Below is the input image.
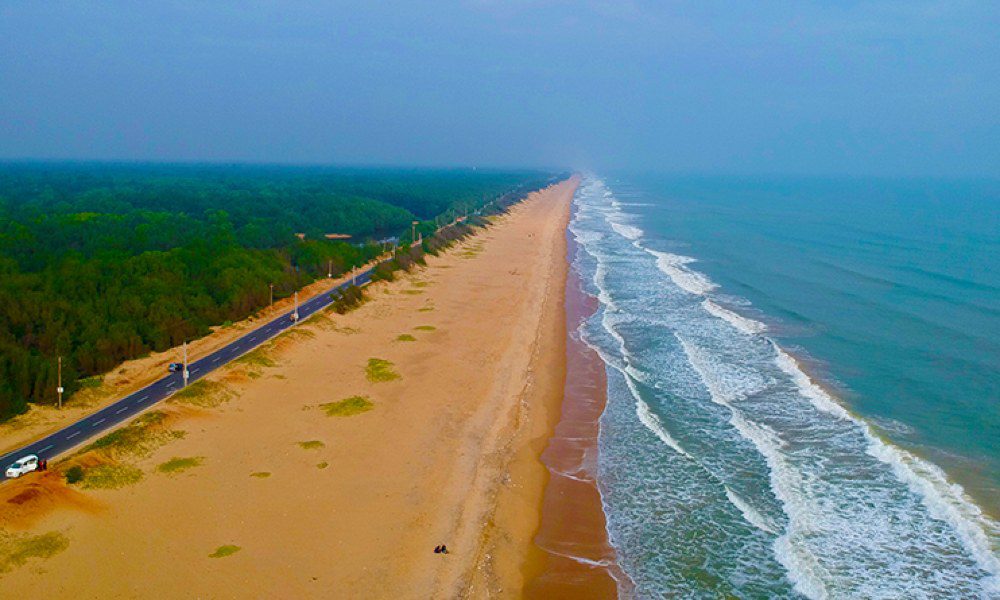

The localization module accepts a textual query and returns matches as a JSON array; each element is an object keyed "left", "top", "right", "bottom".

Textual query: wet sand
[{"left": 524, "top": 238, "right": 627, "bottom": 599}]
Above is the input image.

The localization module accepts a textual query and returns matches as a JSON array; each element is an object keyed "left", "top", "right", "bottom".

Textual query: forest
[{"left": 0, "top": 162, "right": 558, "bottom": 421}]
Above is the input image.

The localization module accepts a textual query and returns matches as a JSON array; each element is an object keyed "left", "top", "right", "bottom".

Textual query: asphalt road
[{"left": 0, "top": 268, "right": 374, "bottom": 480}]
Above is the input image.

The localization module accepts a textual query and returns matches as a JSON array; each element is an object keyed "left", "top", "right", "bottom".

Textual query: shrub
[
  {"left": 331, "top": 284, "right": 366, "bottom": 314},
  {"left": 65, "top": 465, "right": 84, "bottom": 484}
]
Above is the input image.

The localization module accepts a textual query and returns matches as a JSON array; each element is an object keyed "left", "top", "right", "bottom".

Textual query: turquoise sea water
[{"left": 569, "top": 175, "right": 1000, "bottom": 598}]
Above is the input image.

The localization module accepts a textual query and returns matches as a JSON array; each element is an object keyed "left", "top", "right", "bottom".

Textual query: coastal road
[{"left": 0, "top": 268, "right": 375, "bottom": 481}]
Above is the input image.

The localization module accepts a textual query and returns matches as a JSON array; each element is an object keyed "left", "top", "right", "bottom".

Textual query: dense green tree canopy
[{"left": 0, "top": 162, "right": 557, "bottom": 420}]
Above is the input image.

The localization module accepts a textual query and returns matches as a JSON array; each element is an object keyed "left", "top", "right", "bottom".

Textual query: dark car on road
[{"left": 168, "top": 362, "right": 184, "bottom": 373}]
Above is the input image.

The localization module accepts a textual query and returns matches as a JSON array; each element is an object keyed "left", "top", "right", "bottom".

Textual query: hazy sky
[{"left": 1, "top": 1, "right": 997, "bottom": 176}]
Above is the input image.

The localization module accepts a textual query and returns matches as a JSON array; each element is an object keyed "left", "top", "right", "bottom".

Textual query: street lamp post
[
  {"left": 292, "top": 291, "right": 299, "bottom": 323},
  {"left": 57, "top": 356, "right": 63, "bottom": 409},
  {"left": 182, "top": 341, "right": 189, "bottom": 388},
  {"left": 269, "top": 283, "right": 274, "bottom": 308}
]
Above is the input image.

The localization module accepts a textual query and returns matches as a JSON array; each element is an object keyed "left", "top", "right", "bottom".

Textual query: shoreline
[{"left": 523, "top": 232, "right": 626, "bottom": 598}]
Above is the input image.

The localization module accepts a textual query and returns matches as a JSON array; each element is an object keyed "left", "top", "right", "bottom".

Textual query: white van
[{"left": 5, "top": 454, "right": 39, "bottom": 478}]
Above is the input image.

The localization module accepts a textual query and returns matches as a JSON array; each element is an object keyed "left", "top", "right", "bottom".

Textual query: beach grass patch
[
  {"left": 235, "top": 348, "right": 277, "bottom": 369},
  {"left": 418, "top": 306, "right": 435, "bottom": 312},
  {"left": 320, "top": 395, "right": 373, "bottom": 417},
  {"left": 157, "top": 456, "right": 205, "bottom": 475},
  {"left": 278, "top": 328, "right": 316, "bottom": 341},
  {"left": 86, "top": 411, "right": 184, "bottom": 458},
  {"left": 401, "top": 289, "right": 424, "bottom": 295},
  {"left": 365, "top": 358, "right": 400, "bottom": 383},
  {"left": 411, "top": 281, "right": 430, "bottom": 288},
  {"left": 80, "top": 464, "right": 144, "bottom": 489},
  {"left": 250, "top": 471, "right": 271, "bottom": 478},
  {"left": 396, "top": 334, "right": 416, "bottom": 342},
  {"left": 171, "top": 379, "right": 233, "bottom": 408},
  {"left": 0, "top": 531, "right": 70, "bottom": 573},
  {"left": 317, "top": 462, "right": 329, "bottom": 469},
  {"left": 413, "top": 325, "right": 436, "bottom": 332},
  {"left": 209, "top": 545, "right": 241, "bottom": 558},
  {"left": 298, "top": 440, "right": 325, "bottom": 450}
]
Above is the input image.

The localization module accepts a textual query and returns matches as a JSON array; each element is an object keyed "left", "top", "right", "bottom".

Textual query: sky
[{"left": 1, "top": 1, "right": 997, "bottom": 177}]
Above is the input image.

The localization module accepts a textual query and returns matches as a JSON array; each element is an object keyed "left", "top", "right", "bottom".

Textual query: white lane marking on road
[
  {"left": 93, "top": 419, "right": 105, "bottom": 426},
  {"left": 40, "top": 445, "right": 53, "bottom": 452},
  {"left": 212, "top": 356, "right": 220, "bottom": 362},
  {"left": 116, "top": 406, "right": 128, "bottom": 414},
  {"left": 166, "top": 381, "right": 175, "bottom": 388},
  {"left": 191, "top": 367, "right": 198, "bottom": 373},
  {"left": 67, "top": 431, "right": 80, "bottom": 439},
  {"left": 139, "top": 395, "right": 149, "bottom": 401}
]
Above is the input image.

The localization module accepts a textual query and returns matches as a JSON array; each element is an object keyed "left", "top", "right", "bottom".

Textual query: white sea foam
[
  {"left": 774, "top": 345, "right": 1000, "bottom": 591},
  {"left": 610, "top": 221, "right": 644, "bottom": 241},
  {"left": 633, "top": 386, "right": 692, "bottom": 459},
  {"left": 773, "top": 346, "right": 852, "bottom": 420},
  {"left": 678, "top": 335, "right": 829, "bottom": 599},
  {"left": 725, "top": 486, "right": 779, "bottom": 534},
  {"left": 646, "top": 249, "right": 719, "bottom": 295},
  {"left": 702, "top": 299, "right": 766, "bottom": 335}
]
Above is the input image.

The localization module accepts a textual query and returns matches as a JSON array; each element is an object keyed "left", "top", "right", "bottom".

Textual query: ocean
[{"left": 568, "top": 175, "right": 1000, "bottom": 598}]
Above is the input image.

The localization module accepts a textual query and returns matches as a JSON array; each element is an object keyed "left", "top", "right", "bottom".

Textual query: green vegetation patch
[
  {"left": 79, "top": 375, "right": 104, "bottom": 389},
  {"left": 86, "top": 411, "right": 184, "bottom": 458},
  {"left": 365, "top": 358, "right": 400, "bottom": 383},
  {"left": 320, "top": 395, "right": 373, "bottom": 417},
  {"left": 298, "top": 440, "right": 325, "bottom": 450},
  {"left": 209, "top": 545, "right": 242, "bottom": 558},
  {"left": 413, "top": 325, "right": 437, "bottom": 331},
  {"left": 171, "top": 379, "right": 234, "bottom": 408},
  {"left": 396, "top": 334, "right": 416, "bottom": 342},
  {"left": 157, "top": 456, "right": 205, "bottom": 475},
  {"left": 331, "top": 284, "right": 367, "bottom": 314},
  {"left": 236, "top": 348, "right": 277, "bottom": 368},
  {"left": 279, "top": 328, "right": 316, "bottom": 341},
  {"left": 0, "top": 531, "right": 70, "bottom": 573},
  {"left": 64, "top": 465, "right": 85, "bottom": 484},
  {"left": 250, "top": 471, "right": 271, "bottom": 478},
  {"left": 81, "top": 464, "right": 144, "bottom": 489}
]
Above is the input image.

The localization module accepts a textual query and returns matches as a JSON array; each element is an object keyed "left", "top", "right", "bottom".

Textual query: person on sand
[{"left": 440, "top": 545, "right": 448, "bottom": 554}]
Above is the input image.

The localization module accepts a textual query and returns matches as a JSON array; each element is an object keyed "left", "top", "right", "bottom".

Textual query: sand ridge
[{"left": 0, "top": 178, "right": 577, "bottom": 598}]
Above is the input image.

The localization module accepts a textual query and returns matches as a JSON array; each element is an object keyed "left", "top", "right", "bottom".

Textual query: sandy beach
[{"left": 0, "top": 178, "right": 580, "bottom": 598}]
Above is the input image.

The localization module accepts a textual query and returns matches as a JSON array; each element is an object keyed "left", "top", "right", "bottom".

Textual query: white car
[{"left": 5, "top": 454, "right": 39, "bottom": 478}]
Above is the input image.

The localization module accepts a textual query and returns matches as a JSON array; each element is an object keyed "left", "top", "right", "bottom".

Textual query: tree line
[{"left": 0, "top": 162, "right": 560, "bottom": 421}]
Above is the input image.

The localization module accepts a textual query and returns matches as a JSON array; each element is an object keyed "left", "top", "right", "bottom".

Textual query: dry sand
[{"left": 0, "top": 178, "right": 578, "bottom": 598}]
